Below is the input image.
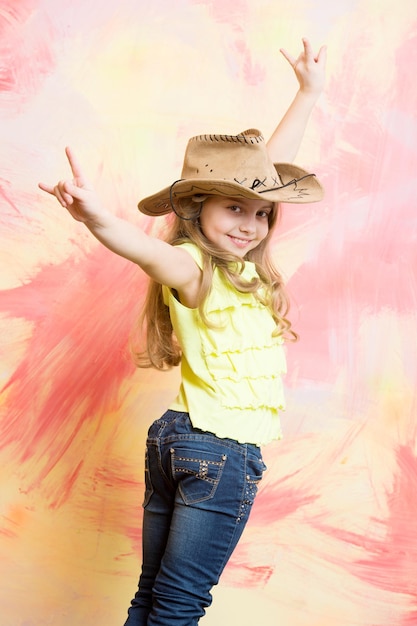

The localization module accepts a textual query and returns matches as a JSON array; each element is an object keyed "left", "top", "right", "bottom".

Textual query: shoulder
[{"left": 173, "top": 241, "right": 203, "bottom": 270}]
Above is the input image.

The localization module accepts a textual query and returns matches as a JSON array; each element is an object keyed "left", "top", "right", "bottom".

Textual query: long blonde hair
[{"left": 131, "top": 196, "right": 298, "bottom": 370}]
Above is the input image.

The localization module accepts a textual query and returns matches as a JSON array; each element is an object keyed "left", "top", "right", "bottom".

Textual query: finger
[
  {"left": 58, "top": 181, "right": 77, "bottom": 206},
  {"left": 38, "top": 183, "right": 67, "bottom": 207},
  {"left": 38, "top": 180, "right": 77, "bottom": 207},
  {"left": 302, "top": 37, "right": 313, "bottom": 61},
  {"left": 46, "top": 182, "right": 71, "bottom": 208},
  {"left": 65, "top": 146, "right": 85, "bottom": 181},
  {"left": 38, "top": 181, "right": 68, "bottom": 207},
  {"left": 315, "top": 44, "right": 327, "bottom": 65},
  {"left": 38, "top": 182, "right": 55, "bottom": 195},
  {"left": 280, "top": 47, "right": 296, "bottom": 67},
  {"left": 60, "top": 179, "right": 88, "bottom": 205},
  {"left": 38, "top": 182, "right": 69, "bottom": 207}
]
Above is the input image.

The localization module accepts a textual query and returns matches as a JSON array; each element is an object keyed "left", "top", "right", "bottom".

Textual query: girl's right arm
[{"left": 38, "top": 147, "right": 201, "bottom": 295}]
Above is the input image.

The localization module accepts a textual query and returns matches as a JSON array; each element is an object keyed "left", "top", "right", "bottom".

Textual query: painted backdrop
[{"left": 1, "top": 0, "right": 416, "bottom": 624}]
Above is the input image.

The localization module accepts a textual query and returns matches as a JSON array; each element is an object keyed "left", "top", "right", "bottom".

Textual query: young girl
[{"left": 39, "top": 39, "right": 326, "bottom": 626}]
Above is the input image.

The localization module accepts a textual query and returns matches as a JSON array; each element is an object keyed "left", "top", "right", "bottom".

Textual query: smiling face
[{"left": 198, "top": 195, "right": 274, "bottom": 258}]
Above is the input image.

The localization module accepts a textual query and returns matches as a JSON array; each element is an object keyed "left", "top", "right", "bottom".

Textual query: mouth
[{"left": 227, "top": 235, "right": 254, "bottom": 248}]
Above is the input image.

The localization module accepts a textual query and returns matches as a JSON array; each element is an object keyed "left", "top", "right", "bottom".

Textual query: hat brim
[{"left": 138, "top": 163, "right": 324, "bottom": 216}]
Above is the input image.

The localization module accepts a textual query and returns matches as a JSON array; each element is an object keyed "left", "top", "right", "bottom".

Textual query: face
[{"left": 198, "top": 195, "right": 274, "bottom": 258}]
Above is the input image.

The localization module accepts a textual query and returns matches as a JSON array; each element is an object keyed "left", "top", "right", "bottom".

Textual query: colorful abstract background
[{"left": 1, "top": 0, "right": 417, "bottom": 624}]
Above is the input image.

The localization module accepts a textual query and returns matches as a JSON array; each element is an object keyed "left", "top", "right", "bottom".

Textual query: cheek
[
  {"left": 259, "top": 222, "right": 270, "bottom": 239},
  {"left": 201, "top": 213, "right": 227, "bottom": 235},
  {"left": 199, "top": 219, "right": 218, "bottom": 241}
]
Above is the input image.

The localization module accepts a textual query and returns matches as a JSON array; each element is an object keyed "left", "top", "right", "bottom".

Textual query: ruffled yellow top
[{"left": 163, "top": 242, "right": 287, "bottom": 446}]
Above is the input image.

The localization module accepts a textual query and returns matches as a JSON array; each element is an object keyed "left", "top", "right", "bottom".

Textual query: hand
[
  {"left": 280, "top": 37, "right": 327, "bottom": 96},
  {"left": 38, "top": 147, "right": 104, "bottom": 224}
]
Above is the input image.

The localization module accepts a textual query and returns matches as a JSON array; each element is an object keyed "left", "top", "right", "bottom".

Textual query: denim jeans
[{"left": 123, "top": 410, "right": 266, "bottom": 626}]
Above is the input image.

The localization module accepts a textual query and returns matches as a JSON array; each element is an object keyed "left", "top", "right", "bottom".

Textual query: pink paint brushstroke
[
  {"left": 0, "top": 246, "right": 145, "bottom": 505},
  {"left": 0, "top": 0, "right": 56, "bottom": 106},
  {"left": 283, "top": 29, "right": 417, "bottom": 388},
  {"left": 303, "top": 443, "right": 417, "bottom": 625},
  {"left": 191, "top": 0, "right": 266, "bottom": 85}
]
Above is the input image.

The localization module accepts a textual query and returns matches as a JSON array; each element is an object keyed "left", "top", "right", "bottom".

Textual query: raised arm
[
  {"left": 38, "top": 147, "right": 201, "bottom": 293},
  {"left": 266, "top": 38, "right": 327, "bottom": 163}
]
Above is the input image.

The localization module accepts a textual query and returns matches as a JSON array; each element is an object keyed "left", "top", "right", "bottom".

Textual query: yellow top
[{"left": 163, "top": 242, "right": 287, "bottom": 446}]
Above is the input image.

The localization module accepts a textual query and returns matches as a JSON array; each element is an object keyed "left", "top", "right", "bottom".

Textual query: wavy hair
[{"left": 131, "top": 196, "right": 298, "bottom": 370}]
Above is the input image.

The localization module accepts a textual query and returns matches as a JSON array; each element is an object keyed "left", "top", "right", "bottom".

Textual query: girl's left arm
[{"left": 266, "top": 38, "right": 327, "bottom": 163}]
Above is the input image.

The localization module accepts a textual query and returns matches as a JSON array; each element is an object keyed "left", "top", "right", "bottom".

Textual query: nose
[{"left": 239, "top": 213, "right": 256, "bottom": 233}]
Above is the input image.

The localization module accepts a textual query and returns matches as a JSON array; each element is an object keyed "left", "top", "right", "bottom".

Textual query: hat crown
[{"left": 181, "top": 129, "right": 279, "bottom": 194}]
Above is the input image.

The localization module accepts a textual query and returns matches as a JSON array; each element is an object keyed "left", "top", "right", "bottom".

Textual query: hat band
[
  {"left": 170, "top": 171, "right": 318, "bottom": 202},
  {"left": 257, "top": 172, "right": 317, "bottom": 194}
]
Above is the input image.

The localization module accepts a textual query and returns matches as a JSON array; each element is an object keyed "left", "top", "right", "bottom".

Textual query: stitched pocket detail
[
  {"left": 171, "top": 447, "right": 227, "bottom": 504},
  {"left": 142, "top": 446, "right": 154, "bottom": 508},
  {"left": 237, "top": 452, "right": 266, "bottom": 523}
]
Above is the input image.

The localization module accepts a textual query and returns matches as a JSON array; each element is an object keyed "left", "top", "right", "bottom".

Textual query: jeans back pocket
[{"left": 170, "top": 446, "right": 227, "bottom": 504}]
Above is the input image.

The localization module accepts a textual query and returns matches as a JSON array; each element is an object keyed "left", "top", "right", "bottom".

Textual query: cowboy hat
[{"left": 138, "top": 128, "right": 323, "bottom": 216}]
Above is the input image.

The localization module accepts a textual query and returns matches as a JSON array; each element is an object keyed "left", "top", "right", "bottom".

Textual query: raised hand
[
  {"left": 38, "top": 147, "right": 104, "bottom": 224},
  {"left": 266, "top": 37, "right": 327, "bottom": 162},
  {"left": 280, "top": 37, "right": 327, "bottom": 96}
]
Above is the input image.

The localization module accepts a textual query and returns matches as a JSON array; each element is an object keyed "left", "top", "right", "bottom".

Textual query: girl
[{"left": 39, "top": 39, "right": 326, "bottom": 626}]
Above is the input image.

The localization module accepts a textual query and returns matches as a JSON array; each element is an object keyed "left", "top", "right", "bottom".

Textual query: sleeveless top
[{"left": 162, "top": 242, "right": 287, "bottom": 445}]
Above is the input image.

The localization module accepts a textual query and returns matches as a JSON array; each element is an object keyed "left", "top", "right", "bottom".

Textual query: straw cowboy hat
[{"left": 138, "top": 128, "right": 323, "bottom": 216}]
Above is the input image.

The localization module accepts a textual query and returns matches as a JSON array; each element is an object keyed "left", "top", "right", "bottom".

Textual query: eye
[
  {"left": 257, "top": 210, "right": 271, "bottom": 218},
  {"left": 228, "top": 205, "right": 242, "bottom": 213}
]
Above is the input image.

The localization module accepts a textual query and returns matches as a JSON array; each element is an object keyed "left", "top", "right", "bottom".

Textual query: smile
[{"left": 227, "top": 235, "right": 253, "bottom": 247}]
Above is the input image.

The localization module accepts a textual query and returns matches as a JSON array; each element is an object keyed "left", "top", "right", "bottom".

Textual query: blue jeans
[{"left": 123, "top": 410, "right": 266, "bottom": 625}]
